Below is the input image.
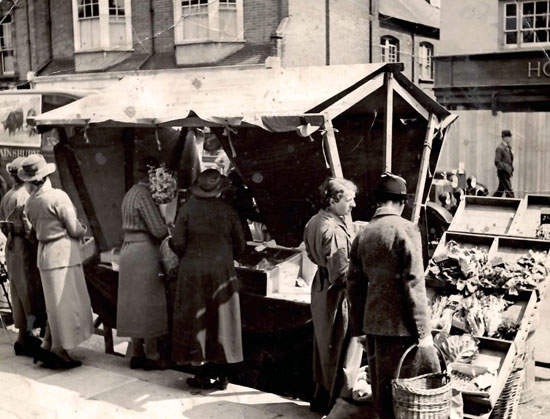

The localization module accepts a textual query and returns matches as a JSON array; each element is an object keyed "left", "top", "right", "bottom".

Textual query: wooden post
[
  {"left": 383, "top": 71, "right": 394, "bottom": 173},
  {"left": 411, "top": 114, "right": 437, "bottom": 225},
  {"left": 323, "top": 117, "right": 344, "bottom": 178},
  {"left": 121, "top": 128, "right": 135, "bottom": 192},
  {"left": 55, "top": 127, "right": 108, "bottom": 250}
]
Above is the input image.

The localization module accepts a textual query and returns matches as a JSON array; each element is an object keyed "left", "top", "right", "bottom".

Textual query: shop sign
[
  {"left": 0, "top": 94, "right": 42, "bottom": 147},
  {"left": 527, "top": 61, "right": 550, "bottom": 78},
  {"left": 0, "top": 147, "right": 39, "bottom": 159}
]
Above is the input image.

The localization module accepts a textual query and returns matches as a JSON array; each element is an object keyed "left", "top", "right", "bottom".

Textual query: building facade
[
  {"left": 434, "top": 0, "right": 550, "bottom": 196},
  {"left": 0, "top": 0, "right": 440, "bottom": 91}
]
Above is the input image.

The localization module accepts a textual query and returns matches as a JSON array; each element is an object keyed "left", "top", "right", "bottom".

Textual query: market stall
[
  {"left": 31, "top": 62, "right": 457, "bottom": 398},
  {"left": 427, "top": 195, "right": 550, "bottom": 417}
]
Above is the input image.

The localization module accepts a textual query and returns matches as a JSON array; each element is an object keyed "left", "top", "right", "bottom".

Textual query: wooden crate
[
  {"left": 489, "top": 236, "right": 550, "bottom": 262},
  {"left": 235, "top": 245, "right": 302, "bottom": 296},
  {"left": 449, "top": 196, "right": 521, "bottom": 236},
  {"left": 461, "top": 337, "right": 517, "bottom": 415},
  {"left": 426, "top": 232, "right": 496, "bottom": 289},
  {"left": 508, "top": 194, "right": 550, "bottom": 238}
]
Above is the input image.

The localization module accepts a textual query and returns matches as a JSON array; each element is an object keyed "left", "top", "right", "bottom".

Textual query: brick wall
[
  {"left": 30, "top": 0, "right": 53, "bottom": 69},
  {"left": 244, "top": 0, "right": 281, "bottom": 44},
  {"left": 131, "top": 0, "right": 153, "bottom": 52},
  {"left": 50, "top": 0, "right": 74, "bottom": 60},
  {"left": 329, "top": 0, "right": 370, "bottom": 65},
  {"left": 151, "top": 0, "right": 174, "bottom": 53},
  {"left": 10, "top": 2, "right": 30, "bottom": 78}
]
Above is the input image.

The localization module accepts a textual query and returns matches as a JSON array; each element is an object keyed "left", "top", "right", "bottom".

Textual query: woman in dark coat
[{"left": 170, "top": 169, "right": 246, "bottom": 390}]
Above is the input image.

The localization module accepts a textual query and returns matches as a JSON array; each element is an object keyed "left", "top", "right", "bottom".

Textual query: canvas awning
[{"left": 33, "top": 63, "right": 453, "bottom": 133}]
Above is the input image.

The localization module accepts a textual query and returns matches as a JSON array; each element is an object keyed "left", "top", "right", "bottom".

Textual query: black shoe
[
  {"left": 216, "top": 375, "right": 229, "bottom": 390},
  {"left": 14, "top": 341, "right": 26, "bottom": 356},
  {"left": 130, "top": 356, "right": 146, "bottom": 370},
  {"left": 186, "top": 375, "right": 217, "bottom": 389},
  {"left": 47, "top": 354, "right": 82, "bottom": 370},
  {"left": 32, "top": 346, "right": 54, "bottom": 365},
  {"left": 143, "top": 358, "right": 170, "bottom": 371}
]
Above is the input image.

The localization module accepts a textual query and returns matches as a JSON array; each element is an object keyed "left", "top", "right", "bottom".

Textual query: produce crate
[
  {"left": 501, "top": 290, "right": 537, "bottom": 344},
  {"left": 461, "top": 337, "right": 517, "bottom": 416},
  {"left": 449, "top": 196, "right": 521, "bottom": 236},
  {"left": 235, "top": 244, "right": 302, "bottom": 296},
  {"left": 508, "top": 194, "right": 550, "bottom": 239},
  {"left": 426, "top": 232, "right": 496, "bottom": 290}
]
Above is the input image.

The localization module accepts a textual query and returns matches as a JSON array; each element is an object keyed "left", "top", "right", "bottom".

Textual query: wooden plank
[
  {"left": 55, "top": 128, "right": 108, "bottom": 251},
  {"left": 411, "top": 114, "right": 436, "bottom": 224},
  {"left": 322, "top": 117, "right": 344, "bottom": 178},
  {"left": 322, "top": 74, "right": 385, "bottom": 120},
  {"left": 383, "top": 72, "right": 394, "bottom": 172}
]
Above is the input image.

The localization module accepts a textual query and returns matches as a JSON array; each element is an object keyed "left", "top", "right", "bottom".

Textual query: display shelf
[
  {"left": 235, "top": 244, "right": 302, "bottom": 297},
  {"left": 508, "top": 194, "right": 550, "bottom": 239},
  {"left": 449, "top": 196, "right": 521, "bottom": 236}
]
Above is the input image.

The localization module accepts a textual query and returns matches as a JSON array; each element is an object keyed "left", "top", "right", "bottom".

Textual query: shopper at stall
[
  {"left": 170, "top": 168, "right": 246, "bottom": 390},
  {"left": 494, "top": 129, "right": 514, "bottom": 198},
  {"left": 117, "top": 156, "right": 170, "bottom": 370},
  {"left": 347, "top": 173, "right": 439, "bottom": 419},
  {"left": 303, "top": 177, "right": 363, "bottom": 415},
  {"left": 20, "top": 153, "right": 93, "bottom": 369},
  {"left": 0, "top": 157, "right": 45, "bottom": 356}
]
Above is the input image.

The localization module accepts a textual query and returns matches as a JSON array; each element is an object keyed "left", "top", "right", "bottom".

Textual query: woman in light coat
[{"left": 20, "top": 154, "right": 93, "bottom": 368}]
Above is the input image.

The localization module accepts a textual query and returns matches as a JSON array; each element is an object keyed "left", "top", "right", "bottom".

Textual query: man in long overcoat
[
  {"left": 494, "top": 129, "right": 514, "bottom": 197},
  {"left": 304, "top": 177, "right": 363, "bottom": 415},
  {"left": 347, "top": 173, "right": 439, "bottom": 419}
]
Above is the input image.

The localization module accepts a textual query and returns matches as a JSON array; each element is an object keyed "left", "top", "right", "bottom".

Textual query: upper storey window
[{"left": 504, "top": 1, "right": 550, "bottom": 46}]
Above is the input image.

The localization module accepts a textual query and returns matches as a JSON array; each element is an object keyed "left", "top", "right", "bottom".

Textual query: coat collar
[
  {"left": 31, "top": 178, "right": 53, "bottom": 197},
  {"left": 319, "top": 208, "right": 351, "bottom": 236},
  {"left": 373, "top": 206, "right": 402, "bottom": 219}
]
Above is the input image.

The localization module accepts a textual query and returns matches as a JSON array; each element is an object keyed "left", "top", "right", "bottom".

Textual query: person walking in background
[
  {"left": 303, "top": 177, "right": 363, "bottom": 415},
  {"left": 117, "top": 156, "right": 170, "bottom": 370},
  {"left": 170, "top": 169, "right": 246, "bottom": 390},
  {"left": 20, "top": 154, "right": 93, "bottom": 369},
  {"left": 0, "top": 157, "right": 46, "bottom": 357},
  {"left": 494, "top": 129, "right": 514, "bottom": 198},
  {"left": 347, "top": 173, "right": 439, "bottom": 419}
]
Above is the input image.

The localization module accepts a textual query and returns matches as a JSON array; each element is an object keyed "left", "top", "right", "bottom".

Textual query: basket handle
[{"left": 395, "top": 343, "right": 448, "bottom": 379}]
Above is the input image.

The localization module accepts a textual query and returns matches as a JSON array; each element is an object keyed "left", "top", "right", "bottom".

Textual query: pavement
[{"left": 0, "top": 329, "right": 320, "bottom": 419}]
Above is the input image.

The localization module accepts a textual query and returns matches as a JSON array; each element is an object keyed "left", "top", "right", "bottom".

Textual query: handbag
[{"left": 160, "top": 236, "right": 179, "bottom": 279}]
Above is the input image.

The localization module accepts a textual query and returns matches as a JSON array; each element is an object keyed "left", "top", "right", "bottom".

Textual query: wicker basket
[
  {"left": 392, "top": 344, "right": 452, "bottom": 419},
  {"left": 489, "top": 364, "right": 525, "bottom": 419}
]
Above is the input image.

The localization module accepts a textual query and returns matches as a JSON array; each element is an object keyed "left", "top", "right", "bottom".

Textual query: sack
[{"left": 160, "top": 236, "right": 179, "bottom": 279}]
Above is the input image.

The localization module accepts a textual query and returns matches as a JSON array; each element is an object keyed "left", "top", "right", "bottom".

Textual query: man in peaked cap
[
  {"left": 494, "top": 129, "right": 514, "bottom": 198},
  {"left": 347, "top": 173, "right": 439, "bottom": 418}
]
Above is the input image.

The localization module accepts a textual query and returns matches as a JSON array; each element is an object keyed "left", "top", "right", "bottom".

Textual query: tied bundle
[{"left": 149, "top": 164, "right": 177, "bottom": 205}]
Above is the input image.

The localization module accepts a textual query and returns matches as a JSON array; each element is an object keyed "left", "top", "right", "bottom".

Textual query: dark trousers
[
  {"left": 494, "top": 172, "right": 514, "bottom": 198},
  {"left": 366, "top": 335, "right": 440, "bottom": 419}
]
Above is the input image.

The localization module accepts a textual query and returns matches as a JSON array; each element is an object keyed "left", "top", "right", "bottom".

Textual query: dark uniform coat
[
  {"left": 304, "top": 209, "right": 362, "bottom": 411},
  {"left": 347, "top": 207, "right": 439, "bottom": 418},
  {"left": 494, "top": 142, "right": 514, "bottom": 197},
  {"left": 170, "top": 196, "right": 246, "bottom": 365},
  {"left": 0, "top": 184, "right": 45, "bottom": 330}
]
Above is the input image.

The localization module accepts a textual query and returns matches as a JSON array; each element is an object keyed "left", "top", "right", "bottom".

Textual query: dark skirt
[{"left": 171, "top": 257, "right": 242, "bottom": 365}]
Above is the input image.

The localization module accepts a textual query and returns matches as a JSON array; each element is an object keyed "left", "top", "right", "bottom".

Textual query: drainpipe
[
  {"left": 271, "top": 17, "right": 288, "bottom": 59},
  {"left": 411, "top": 32, "right": 415, "bottom": 83},
  {"left": 138, "top": 0, "right": 155, "bottom": 69},
  {"left": 35, "top": 0, "right": 53, "bottom": 76},
  {"left": 25, "top": 0, "right": 32, "bottom": 71},
  {"left": 325, "top": 0, "right": 330, "bottom": 65},
  {"left": 369, "top": 0, "right": 373, "bottom": 62}
]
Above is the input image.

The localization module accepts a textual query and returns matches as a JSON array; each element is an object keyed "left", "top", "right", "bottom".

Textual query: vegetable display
[{"left": 434, "top": 332, "right": 479, "bottom": 364}]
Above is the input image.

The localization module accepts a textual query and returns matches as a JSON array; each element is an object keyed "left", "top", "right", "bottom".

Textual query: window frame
[
  {"left": 381, "top": 36, "right": 400, "bottom": 63},
  {"left": 418, "top": 42, "right": 434, "bottom": 81},
  {"left": 503, "top": 0, "right": 550, "bottom": 48},
  {"left": 72, "top": 0, "right": 133, "bottom": 52},
  {"left": 0, "top": 13, "right": 14, "bottom": 76},
  {"left": 173, "top": 0, "right": 244, "bottom": 44}
]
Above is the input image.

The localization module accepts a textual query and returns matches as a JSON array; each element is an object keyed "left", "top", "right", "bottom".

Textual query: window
[
  {"left": 175, "top": 0, "right": 243, "bottom": 43},
  {"left": 73, "top": 0, "right": 132, "bottom": 51},
  {"left": 504, "top": 0, "right": 550, "bottom": 46},
  {"left": 0, "top": 13, "right": 14, "bottom": 75},
  {"left": 419, "top": 42, "right": 434, "bottom": 80},
  {"left": 381, "top": 36, "right": 399, "bottom": 63}
]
